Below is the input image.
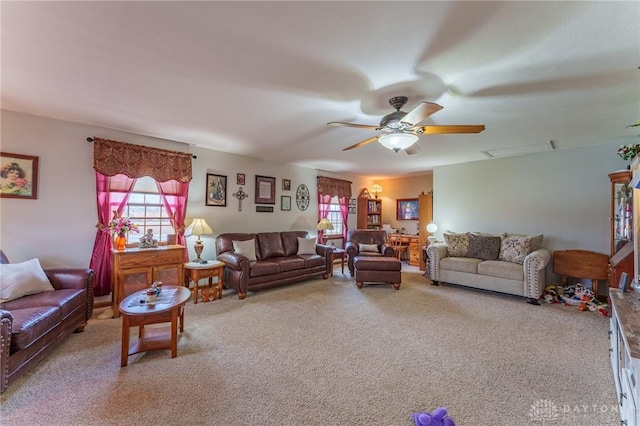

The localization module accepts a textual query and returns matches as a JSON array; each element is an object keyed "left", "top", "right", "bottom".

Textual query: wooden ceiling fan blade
[
  {"left": 342, "top": 136, "right": 379, "bottom": 151},
  {"left": 418, "top": 125, "right": 486, "bottom": 134},
  {"left": 400, "top": 102, "right": 443, "bottom": 126},
  {"left": 327, "top": 121, "right": 380, "bottom": 130},
  {"left": 405, "top": 143, "right": 422, "bottom": 155}
]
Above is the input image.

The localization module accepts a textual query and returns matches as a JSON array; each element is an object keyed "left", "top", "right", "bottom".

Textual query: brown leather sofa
[
  {"left": 0, "top": 250, "right": 94, "bottom": 393},
  {"left": 345, "top": 229, "right": 395, "bottom": 276},
  {"left": 216, "top": 231, "right": 332, "bottom": 299}
]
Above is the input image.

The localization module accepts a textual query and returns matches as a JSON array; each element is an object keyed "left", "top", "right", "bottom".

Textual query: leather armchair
[{"left": 345, "top": 229, "right": 395, "bottom": 276}]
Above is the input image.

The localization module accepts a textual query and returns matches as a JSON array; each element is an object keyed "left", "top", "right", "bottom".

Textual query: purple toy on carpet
[{"left": 411, "top": 407, "right": 455, "bottom": 426}]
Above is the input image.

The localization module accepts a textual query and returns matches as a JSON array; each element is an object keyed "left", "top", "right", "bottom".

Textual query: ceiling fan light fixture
[{"left": 378, "top": 133, "right": 419, "bottom": 152}]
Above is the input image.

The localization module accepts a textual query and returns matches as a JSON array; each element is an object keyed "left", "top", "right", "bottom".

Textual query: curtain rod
[
  {"left": 316, "top": 176, "right": 352, "bottom": 183},
  {"left": 87, "top": 137, "right": 197, "bottom": 159}
]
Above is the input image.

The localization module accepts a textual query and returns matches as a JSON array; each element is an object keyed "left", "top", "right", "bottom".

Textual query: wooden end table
[
  {"left": 118, "top": 285, "right": 191, "bottom": 367},
  {"left": 184, "top": 261, "right": 225, "bottom": 304},
  {"left": 331, "top": 248, "right": 345, "bottom": 276}
]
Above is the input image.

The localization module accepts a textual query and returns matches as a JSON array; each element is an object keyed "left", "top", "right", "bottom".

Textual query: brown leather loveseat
[
  {"left": 345, "top": 229, "right": 395, "bottom": 276},
  {"left": 0, "top": 250, "right": 94, "bottom": 393},
  {"left": 216, "top": 231, "right": 332, "bottom": 299}
]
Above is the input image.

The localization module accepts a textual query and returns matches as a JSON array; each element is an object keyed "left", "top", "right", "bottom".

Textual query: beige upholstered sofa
[{"left": 426, "top": 232, "right": 551, "bottom": 304}]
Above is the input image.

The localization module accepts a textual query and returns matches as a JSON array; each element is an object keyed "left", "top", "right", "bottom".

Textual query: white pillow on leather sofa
[{"left": 0, "top": 258, "right": 54, "bottom": 303}]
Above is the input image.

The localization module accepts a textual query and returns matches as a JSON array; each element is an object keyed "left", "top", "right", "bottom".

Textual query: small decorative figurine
[{"left": 139, "top": 229, "right": 158, "bottom": 248}]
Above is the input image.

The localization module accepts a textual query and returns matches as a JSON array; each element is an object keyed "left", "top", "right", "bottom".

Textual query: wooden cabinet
[
  {"left": 417, "top": 191, "right": 433, "bottom": 271},
  {"left": 609, "top": 170, "right": 632, "bottom": 256},
  {"left": 404, "top": 235, "right": 421, "bottom": 267},
  {"left": 112, "top": 245, "right": 185, "bottom": 317},
  {"left": 357, "top": 188, "right": 382, "bottom": 230},
  {"left": 609, "top": 289, "right": 640, "bottom": 425},
  {"left": 608, "top": 170, "right": 634, "bottom": 293}
]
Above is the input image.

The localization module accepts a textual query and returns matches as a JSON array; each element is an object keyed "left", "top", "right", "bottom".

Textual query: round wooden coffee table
[{"left": 118, "top": 285, "right": 191, "bottom": 367}]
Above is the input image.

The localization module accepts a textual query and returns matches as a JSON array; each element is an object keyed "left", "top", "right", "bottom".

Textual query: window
[
  {"left": 324, "top": 197, "right": 344, "bottom": 237},
  {"left": 111, "top": 176, "right": 174, "bottom": 243}
]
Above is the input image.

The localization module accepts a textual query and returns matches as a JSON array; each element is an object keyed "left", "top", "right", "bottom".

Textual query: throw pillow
[
  {"left": 499, "top": 235, "right": 532, "bottom": 264},
  {"left": 232, "top": 239, "right": 257, "bottom": 261},
  {"left": 467, "top": 233, "right": 501, "bottom": 260},
  {"left": 359, "top": 243, "right": 379, "bottom": 253},
  {"left": 443, "top": 231, "right": 470, "bottom": 257},
  {"left": 297, "top": 237, "right": 317, "bottom": 255},
  {"left": 504, "top": 233, "right": 543, "bottom": 252},
  {"left": 0, "top": 258, "right": 55, "bottom": 303}
]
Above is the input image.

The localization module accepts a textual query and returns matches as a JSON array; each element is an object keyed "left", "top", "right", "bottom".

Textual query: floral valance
[
  {"left": 93, "top": 138, "right": 192, "bottom": 183},
  {"left": 317, "top": 176, "right": 352, "bottom": 199}
]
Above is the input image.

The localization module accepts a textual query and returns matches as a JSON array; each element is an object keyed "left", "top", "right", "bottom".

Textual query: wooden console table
[{"left": 111, "top": 245, "right": 185, "bottom": 317}]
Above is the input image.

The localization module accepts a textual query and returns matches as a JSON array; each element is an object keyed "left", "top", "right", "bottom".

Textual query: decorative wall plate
[{"left": 296, "top": 184, "right": 310, "bottom": 211}]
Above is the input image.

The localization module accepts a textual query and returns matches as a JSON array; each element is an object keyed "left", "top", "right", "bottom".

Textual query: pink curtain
[
  {"left": 317, "top": 193, "right": 332, "bottom": 244},
  {"left": 89, "top": 173, "right": 137, "bottom": 296},
  {"left": 156, "top": 180, "right": 190, "bottom": 262},
  {"left": 338, "top": 196, "right": 349, "bottom": 248},
  {"left": 90, "top": 138, "right": 192, "bottom": 296}
]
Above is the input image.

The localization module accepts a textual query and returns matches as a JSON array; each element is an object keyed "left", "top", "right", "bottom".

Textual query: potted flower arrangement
[
  {"left": 617, "top": 144, "right": 640, "bottom": 162},
  {"left": 109, "top": 216, "right": 139, "bottom": 250},
  {"left": 619, "top": 120, "right": 640, "bottom": 163}
]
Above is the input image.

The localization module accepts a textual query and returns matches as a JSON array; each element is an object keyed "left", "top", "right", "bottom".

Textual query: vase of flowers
[
  {"left": 108, "top": 216, "right": 139, "bottom": 250},
  {"left": 617, "top": 144, "right": 640, "bottom": 163}
]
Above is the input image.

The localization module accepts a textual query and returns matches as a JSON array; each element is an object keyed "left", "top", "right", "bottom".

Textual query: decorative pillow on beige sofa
[
  {"left": 467, "top": 233, "right": 501, "bottom": 260},
  {"left": 499, "top": 234, "right": 541, "bottom": 264},
  {"left": 443, "top": 231, "right": 470, "bottom": 257},
  {"left": 504, "top": 233, "right": 543, "bottom": 251}
]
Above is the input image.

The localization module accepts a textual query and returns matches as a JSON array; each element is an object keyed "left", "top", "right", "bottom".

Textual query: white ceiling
[{"left": 2, "top": 1, "right": 639, "bottom": 179}]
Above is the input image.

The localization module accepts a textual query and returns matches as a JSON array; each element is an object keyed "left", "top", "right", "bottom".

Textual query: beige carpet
[{"left": 0, "top": 271, "right": 619, "bottom": 425}]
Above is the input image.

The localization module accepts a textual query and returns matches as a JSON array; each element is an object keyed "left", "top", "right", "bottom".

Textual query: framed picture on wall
[
  {"left": 255, "top": 175, "right": 276, "bottom": 204},
  {"left": 237, "top": 173, "right": 245, "bottom": 185},
  {"left": 206, "top": 173, "right": 227, "bottom": 206},
  {"left": 0, "top": 152, "right": 38, "bottom": 200},
  {"left": 281, "top": 195, "right": 291, "bottom": 211},
  {"left": 396, "top": 198, "right": 419, "bottom": 220},
  {"left": 283, "top": 179, "right": 291, "bottom": 191}
]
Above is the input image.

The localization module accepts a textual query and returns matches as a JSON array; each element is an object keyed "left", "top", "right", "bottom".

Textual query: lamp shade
[
  {"left": 378, "top": 133, "right": 419, "bottom": 152},
  {"left": 370, "top": 183, "right": 383, "bottom": 195},
  {"left": 426, "top": 222, "right": 438, "bottom": 233},
  {"left": 185, "top": 218, "right": 213, "bottom": 238},
  {"left": 316, "top": 218, "right": 334, "bottom": 231}
]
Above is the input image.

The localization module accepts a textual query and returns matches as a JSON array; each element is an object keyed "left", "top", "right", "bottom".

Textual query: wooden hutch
[{"left": 608, "top": 170, "right": 634, "bottom": 291}]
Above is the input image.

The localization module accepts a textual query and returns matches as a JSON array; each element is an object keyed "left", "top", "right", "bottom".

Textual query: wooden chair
[{"left": 388, "top": 233, "right": 409, "bottom": 264}]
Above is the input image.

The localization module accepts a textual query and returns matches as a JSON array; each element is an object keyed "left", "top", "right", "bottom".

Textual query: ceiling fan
[{"left": 328, "top": 96, "right": 485, "bottom": 154}]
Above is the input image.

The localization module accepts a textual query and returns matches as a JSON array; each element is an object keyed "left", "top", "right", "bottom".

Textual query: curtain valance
[
  {"left": 93, "top": 138, "right": 192, "bottom": 183},
  {"left": 317, "top": 176, "right": 352, "bottom": 198}
]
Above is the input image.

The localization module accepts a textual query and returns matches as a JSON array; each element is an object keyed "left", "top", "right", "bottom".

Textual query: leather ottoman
[{"left": 353, "top": 255, "right": 402, "bottom": 290}]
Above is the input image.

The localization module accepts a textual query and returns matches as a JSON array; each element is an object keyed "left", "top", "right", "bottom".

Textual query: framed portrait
[
  {"left": 281, "top": 195, "right": 291, "bottom": 211},
  {"left": 396, "top": 198, "right": 419, "bottom": 220},
  {"left": 206, "top": 173, "right": 227, "bottom": 206},
  {"left": 282, "top": 178, "right": 291, "bottom": 191},
  {"left": 255, "top": 175, "right": 276, "bottom": 204},
  {"left": 0, "top": 152, "right": 38, "bottom": 200},
  {"left": 237, "top": 173, "right": 245, "bottom": 185}
]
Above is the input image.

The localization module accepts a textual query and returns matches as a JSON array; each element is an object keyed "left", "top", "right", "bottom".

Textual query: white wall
[
  {"left": 0, "top": 110, "right": 365, "bottom": 267},
  {"left": 433, "top": 143, "right": 628, "bottom": 279}
]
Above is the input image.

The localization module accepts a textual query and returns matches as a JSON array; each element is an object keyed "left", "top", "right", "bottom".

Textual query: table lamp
[
  {"left": 316, "top": 218, "right": 334, "bottom": 244},
  {"left": 426, "top": 222, "right": 438, "bottom": 244},
  {"left": 185, "top": 218, "right": 213, "bottom": 262}
]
